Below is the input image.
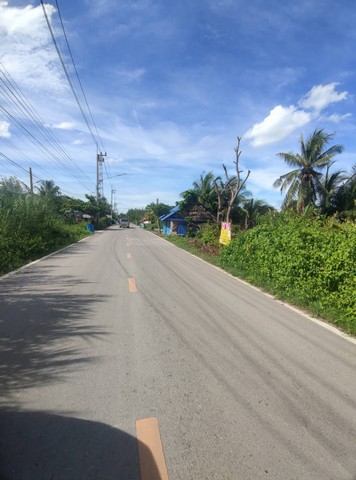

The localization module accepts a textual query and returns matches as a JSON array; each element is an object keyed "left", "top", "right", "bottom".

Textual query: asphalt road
[{"left": 1, "top": 225, "right": 355, "bottom": 480}]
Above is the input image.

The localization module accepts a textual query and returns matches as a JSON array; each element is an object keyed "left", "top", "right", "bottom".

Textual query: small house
[{"left": 160, "top": 206, "right": 187, "bottom": 236}]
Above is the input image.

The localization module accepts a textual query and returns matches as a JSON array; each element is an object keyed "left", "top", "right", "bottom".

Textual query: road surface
[{"left": 1, "top": 225, "right": 355, "bottom": 479}]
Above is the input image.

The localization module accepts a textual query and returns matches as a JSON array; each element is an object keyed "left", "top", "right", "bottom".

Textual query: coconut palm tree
[
  {"left": 180, "top": 171, "right": 216, "bottom": 217},
  {"left": 273, "top": 129, "right": 344, "bottom": 213},
  {"left": 332, "top": 164, "right": 356, "bottom": 219},
  {"left": 241, "top": 198, "right": 274, "bottom": 229},
  {"left": 36, "top": 180, "right": 62, "bottom": 212},
  {"left": 192, "top": 171, "right": 216, "bottom": 212},
  {"left": 318, "top": 162, "right": 346, "bottom": 215},
  {"left": 38, "top": 180, "right": 61, "bottom": 197}
]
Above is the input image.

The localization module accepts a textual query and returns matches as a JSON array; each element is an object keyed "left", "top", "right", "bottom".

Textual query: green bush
[
  {"left": 97, "top": 217, "right": 111, "bottom": 230},
  {"left": 0, "top": 196, "right": 90, "bottom": 275},
  {"left": 195, "top": 223, "right": 220, "bottom": 245},
  {"left": 220, "top": 212, "right": 356, "bottom": 334}
]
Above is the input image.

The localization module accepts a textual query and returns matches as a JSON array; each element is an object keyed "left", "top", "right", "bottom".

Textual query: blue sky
[{"left": 1, "top": 0, "right": 355, "bottom": 212}]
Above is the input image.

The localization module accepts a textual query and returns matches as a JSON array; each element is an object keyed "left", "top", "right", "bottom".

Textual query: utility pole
[
  {"left": 29, "top": 167, "right": 33, "bottom": 195},
  {"left": 156, "top": 198, "right": 161, "bottom": 234},
  {"left": 96, "top": 152, "right": 106, "bottom": 200},
  {"left": 111, "top": 189, "right": 116, "bottom": 221}
]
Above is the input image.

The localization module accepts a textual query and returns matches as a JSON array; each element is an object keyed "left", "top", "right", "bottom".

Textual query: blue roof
[{"left": 160, "top": 205, "right": 180, "bottom": 221}]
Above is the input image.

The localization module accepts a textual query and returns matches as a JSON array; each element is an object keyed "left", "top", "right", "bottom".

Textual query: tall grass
[{"left": 0, "top": 196, "right": 90, "bottom": 275}]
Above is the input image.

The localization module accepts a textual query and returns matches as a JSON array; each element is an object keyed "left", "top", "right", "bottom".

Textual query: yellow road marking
[
  {"left": 128, "top": 277, "right": 137, "bottom": 293},
  {"left": 136, "top": 417, "right": 169, "bottom": 480}
]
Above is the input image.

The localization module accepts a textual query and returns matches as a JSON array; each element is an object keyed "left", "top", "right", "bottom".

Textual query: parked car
[{"left": 119, "top": 218, "right": 130, "bottom": 228}]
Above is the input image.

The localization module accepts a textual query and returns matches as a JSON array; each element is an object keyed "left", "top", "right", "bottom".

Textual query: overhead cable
[
  {"left": 40, "top": 0, "right": 99, "bottom": 151},
  {"left": 55, "top": 0, "right": 106, "bottom": 153},
  {"left": 0, "top": 63, "right": 96, "bottom": 192}
]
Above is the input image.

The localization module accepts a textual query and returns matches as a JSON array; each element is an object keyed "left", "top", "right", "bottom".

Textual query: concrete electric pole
[{"left": 96, "top": 152, "right": 106, "bottom": 200}]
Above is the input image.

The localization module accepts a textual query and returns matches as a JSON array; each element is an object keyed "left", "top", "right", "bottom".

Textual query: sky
[{"left": 1, "top": 0, "right": 356, "bottom": 213}]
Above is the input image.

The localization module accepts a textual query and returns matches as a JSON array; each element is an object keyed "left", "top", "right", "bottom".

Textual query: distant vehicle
[{"left": 119, "top": 218, "right": 130, "bottom": 228}]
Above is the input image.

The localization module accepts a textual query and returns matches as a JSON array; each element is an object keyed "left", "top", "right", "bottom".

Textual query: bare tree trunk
[
  {"left": 225, "top": 137, "right": 250, "bottom": 223},
  {"left": 213, "top": 137, "right": 250, "bottom": 225}
]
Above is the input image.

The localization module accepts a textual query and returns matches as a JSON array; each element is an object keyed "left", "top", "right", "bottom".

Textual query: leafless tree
[{"left": 213, "top": 137, "right": 250, "bottom": 223}]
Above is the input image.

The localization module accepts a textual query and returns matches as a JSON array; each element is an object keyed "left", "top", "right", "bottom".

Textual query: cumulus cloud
[
  {"left": 0, "top": 120, "right": 11, "bottom": 138},
  {"left": 245, "top": 83, "right": 349, "bottom": 147},
  {"left": 0, "top": 1, "right": 52, "bottom": 37},
  {"left": 0, "top": 1, "right": 65, "bottom": 93},
  {"left": 299, "top": 83, "right": 348, "bottom": 112},
  {"left": 245, "top": 105, "right": 311, "bottom": 147}
]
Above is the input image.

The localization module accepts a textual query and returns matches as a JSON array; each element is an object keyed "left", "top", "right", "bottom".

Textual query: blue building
[{"left": 160, "top": 206, "right": 187, "bottom": 236}]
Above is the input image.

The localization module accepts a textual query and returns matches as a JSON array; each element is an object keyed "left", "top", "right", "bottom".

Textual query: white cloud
[
  {"left": 0, "top": 2, "right": 65, "bottom": 93},
  {"left": 299, "top": 83, "right": 348, "bottom": 113},
  {"left": 245, "top": 105, "right": 311, "bottom": 147},
  {"left": 53, "top": 121, "right": 76, "bottom": 130},
  {"left": 245, "top": 83, "right": 350, "bottom": 148},
  {"left": 323, "top": 113, "right": 352, "bottom": 123},
  {"left": 0, "top": 120, "right": 11, "bottom": 138},
  {"left": 0, "top": 1, "right": 52, "bottom": 36}
]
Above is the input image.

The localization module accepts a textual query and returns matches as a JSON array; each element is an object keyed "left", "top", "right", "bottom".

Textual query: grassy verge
[{"left": 163, "top": 234, "right": 222, "bottom": 267}]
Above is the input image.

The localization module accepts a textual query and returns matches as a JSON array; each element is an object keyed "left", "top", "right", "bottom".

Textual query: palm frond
[
  {"left": 276, "top": 152, "right": 303, "bottom": 167},
  {"left": 273, "top": 169, "right": 299, "bottom": 190}
]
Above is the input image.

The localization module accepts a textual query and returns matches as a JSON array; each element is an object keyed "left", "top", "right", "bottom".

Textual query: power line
[
  {"left": 0, "top": 63, "right": 96, "bottom": 192},
  {"left": 0, "top": 65, "right": 91, "bottom": 178},
  {"left": 40, "top": 0, "right": 100, "bottom": 151},
  {"left": 0, "top": 137, "right": 91, "bottom": 196},
  {"left": 54, "top": 0, "right": 106, "bottom": 153},
  {"left": 0, "top": 102, "right": 94, "bottom": 191},
  {"left": 104, "top": 160, "right": 113, "bottom": 192},
  {"left": 1, "top": 136, "right": 62, "bottom": 182},
  {"left": 0, "top": 151, "right": 39, "bottom": 177},
  {"left": 41, "top": 0, "right": 117, "bottom": 199}
]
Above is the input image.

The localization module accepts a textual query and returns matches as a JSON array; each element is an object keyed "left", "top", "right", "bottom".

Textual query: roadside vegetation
[
  {"left": 0, "top": 177, "right": 110, "bottom": 276},
  {"left": 165, "top": 130, "right": 356, "bottom": 335},
  {"left": 220, "top": 213, "right": 355, "bottom": 334}
]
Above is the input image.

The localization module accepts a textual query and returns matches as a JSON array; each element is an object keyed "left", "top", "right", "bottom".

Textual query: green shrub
[
  {"left": 220, "top": 212, "right": 356, "bottom": 334},
  {"left": 0, "top": 196, "right": 90, "bottom": 275},
  {"left": 195, "top": 223, "right": 220, "bottom": 245},
  {"left": 97, "top": 217, "right": 110, "bottom": 230}
]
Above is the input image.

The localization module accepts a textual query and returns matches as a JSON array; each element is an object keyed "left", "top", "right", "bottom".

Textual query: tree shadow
[
  {"left": 0, "top": 241, "right": 163, "bottom": 479},
  {"left": 0, "top": 267, "right": 110, "bottom": 401},
  {"left": 0, "top": 409, "right": 160, "bottom": 480}
]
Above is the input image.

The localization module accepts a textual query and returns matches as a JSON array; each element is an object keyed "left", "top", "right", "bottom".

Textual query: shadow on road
[
  {"left": 0, "top": 409, "right": 159, "bottom": 480},
  {"left": 0, "top": 266, "right": 110, "bottom": 402}
]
